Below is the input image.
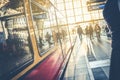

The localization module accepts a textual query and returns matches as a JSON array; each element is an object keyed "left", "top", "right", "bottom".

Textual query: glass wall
[
  {"left": 55, "top": 0, "right": 104, "bottom": 23},
  {"left": 31, "top": 2, "right": 55, "bottom": 56},
  {"left": 0, "top": 0, "right": 34, "bottom": 79}
]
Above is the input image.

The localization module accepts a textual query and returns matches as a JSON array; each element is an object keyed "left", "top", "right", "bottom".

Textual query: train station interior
[{"left": 0, "top": 0, "right": 111, "bottom": 80}]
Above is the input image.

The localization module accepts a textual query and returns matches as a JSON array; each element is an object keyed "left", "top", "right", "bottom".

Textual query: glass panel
[
  {"left": 83, "top": 7, "right": 89, "bottom": 14},
  {"left": 91, "top": 11, "right": 99, "bottom": 20},
  {"left": 60, "top": 11, "right": 66, "bottom": 17},
  {"left": 73, "top": 1, "right": 81, "bottom": 8},
  {"left": 31, "top": 3, "right": 55, "bottom": 56},
  {"left": 81, "top": 0, "right": 87, "bottom": 6},
  {"left": 57, "top": 3, "right": 65, "bottom": 11},
  {"left": 56, "top": 0, "right": 64, "bottom": 3},
  {"left": 65, "top": 0, "right": 72, "bottom": 2},
  {"left": 60, "top": 18, "right": 67, "bottom": 24},
  {"left": 0, "top": 0, "right": 34, "bottom": 79},
  {"left": 57, "top": 18, "right": 66, "bottom": 25},
  {"left": 51, "top": 20, "right": 55, "bottom": 26},
  {"left": 84, "top": 14, "right": 91, "bottom": 21},
  {"left": 66, "top": 10, "right": 74, "bottom": 17},
  {"left": 68, "top": 17, "right": 75, "bottom": 24},
  {"left": 65, "top": 2, "right": 73, "bottom": 9},
  {"left": 74, "top": 8, "right": 82, "bottom": 16},
  {"left": 35, "top": 27, "right": 54, "bottom": 55},
  {"left": 75, "top": 15, "right": 83, "bottom": 22}
]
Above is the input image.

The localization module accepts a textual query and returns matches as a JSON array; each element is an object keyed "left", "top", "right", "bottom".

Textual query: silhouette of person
[
  {"left": 88, "top": 24, "right": 94, "bottom": 40},
  {"left": 77, "top": 25, "right": 83, "bottom": 41},
  {"left": 94, "top": 24, "right": 101, "bottom": 39},
  {"left": 103, "top": 0, "right": 120, "bottom": 80},
  {"left": 105, "top": 25, "right": 111, "bottom": 39},
  {"left": 45, "top": 32, "right": 51, "bottom": 47}
]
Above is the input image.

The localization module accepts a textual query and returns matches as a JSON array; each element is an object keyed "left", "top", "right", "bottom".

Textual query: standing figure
[
  {"left": 105, "top": 25, "right": 111, "bottom": 39},
  {"left": 89, "top": 24, "right": 94, "bottom": 40},
  {"left": 39, "top": 36, "right": 44, "bottom": 48},
  {"left": 94, "top": 24, "right": 101, "bottom": 39},
  {"left": 61, "top": 29, "right": 66, "bottom": 40},
  {"left": 45, "top": 32, "right": 51, "bottom": 47},
  {"left": 77, "top": 26, "right": 83, "bottom": 41}
]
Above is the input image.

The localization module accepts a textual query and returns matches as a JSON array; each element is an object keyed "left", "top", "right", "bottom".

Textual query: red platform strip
[{"left": 24, "top": 49, "right": 64, "bottom": 80}]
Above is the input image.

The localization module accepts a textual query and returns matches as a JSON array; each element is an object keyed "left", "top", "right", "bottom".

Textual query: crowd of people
[{"left": 76, "top": 23, "right": 111, "bottom": 41}]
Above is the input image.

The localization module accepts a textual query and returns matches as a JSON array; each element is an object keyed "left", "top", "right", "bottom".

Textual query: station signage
[{"left": 34, "top": 13, "right": 47, "bottom": 19}]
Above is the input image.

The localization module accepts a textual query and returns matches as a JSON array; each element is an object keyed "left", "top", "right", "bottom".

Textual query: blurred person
[
  {"left": 85, "top": 26, "right": 89, "bottom": 36},
  {"left": 45, "top": 32, "right": 52, "bottom": 47},
  {"left": 94, "top": 24, "right": 101, "bottom": 40},
  {"left": 39, "top": 36, "right": 44, "bottom": 48},
  {"left": 105, "top": 25, "right": 111, "bottom": 39},
  {"left": 56, "top": 31, "right": 61, "bottom": 43},
  {"left": 6, "top": 34, "right": 16, "bottom": 54},
  {"left": 89, "top": 24, "right": 94, "bottom": 40},
  {"left": 77, "top": 25, "right": 83, "bottom": 41},
  {"left": 103, "top": 0, "right": 120, "bottom": 80},
  {"left": 61, "top": 29, "right": 66, "bottom": 40}
]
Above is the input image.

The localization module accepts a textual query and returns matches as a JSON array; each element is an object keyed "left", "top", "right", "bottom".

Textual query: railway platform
[{"left": 63, "top": 35, "right": 111, "bottom": 80}]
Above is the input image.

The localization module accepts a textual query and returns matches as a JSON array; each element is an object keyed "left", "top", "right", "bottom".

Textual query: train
[{"left": 0, "top": 0, "right": 77, "bottom": 80}]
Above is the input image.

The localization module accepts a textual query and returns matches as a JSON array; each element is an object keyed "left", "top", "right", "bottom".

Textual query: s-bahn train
[{"left": 0, "top": 0, "right": 76, "bottom": 80}]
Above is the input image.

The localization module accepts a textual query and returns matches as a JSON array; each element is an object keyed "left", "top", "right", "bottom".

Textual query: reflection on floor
[{"left": 64, "top": 35, "right": 111, "bottom": 80}]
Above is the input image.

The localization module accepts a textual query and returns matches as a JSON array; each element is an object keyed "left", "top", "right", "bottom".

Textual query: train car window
[
  {"left": 0, "top": 0, "right": 34, "bottom": 79},
  {"left": 48, "top": 5, "right": 73, "bottom": 56},
  {"left": 31, "top": 3, "right": 55, "bottom": 56}
]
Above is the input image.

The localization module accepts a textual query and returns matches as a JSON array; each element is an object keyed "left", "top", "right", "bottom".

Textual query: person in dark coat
[
  {"left": 103, "top": 0, "right": 120, "bottom": 80},
  {"left": 94, "top": 24, "right": 101, "bottom": 39},
  {"left": 88, "top": 24, "right": 94, "bottom": 40},
  {"left": 77, "top": 25, "right": 83, "bottom": 41},
  {"left": 45, "top": 32, "right": 52, "bottom": 47},
  {"left": 105, "top": 25, "right": 111, "bottom": 39}
]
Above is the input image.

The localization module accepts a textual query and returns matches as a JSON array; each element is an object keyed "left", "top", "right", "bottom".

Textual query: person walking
[
  {"left": 77, "top": 25, "right": 83, "bottom": 41},
  {"left": 94, "top": 24, "right": 101, "bottom": 40},
  {"left": 89, "top": 24, "right": 94, "bottom": 40}
]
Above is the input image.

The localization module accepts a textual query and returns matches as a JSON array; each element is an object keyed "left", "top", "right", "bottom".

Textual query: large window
[
  {"left": 65, "top": 2, "right": 73, "bottom": 9},
  {"left": 66, "top": 10, "right": 74, "bottom": 17},
  {"left": 57, "top": 3, "right": 65, "bottom": 11},
  {"left": 74, "top": 8, "right": 83, "bottom": 16},
  {"left": 55, "top": 0, "right": 104, "bottom": 24},
  {"left": 0, "top": 0, "right": 34, "bottom": 79},
  {"left": 31, "top": 3, "right": 55, "bottom": 56}
]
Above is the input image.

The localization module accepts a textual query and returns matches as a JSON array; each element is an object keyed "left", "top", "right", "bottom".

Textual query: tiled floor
[{"left": 63, "top": 36, "right": 111, "bottom": 80}]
